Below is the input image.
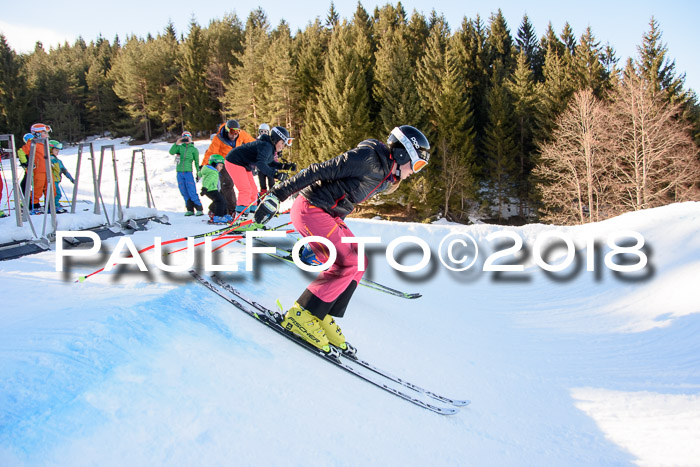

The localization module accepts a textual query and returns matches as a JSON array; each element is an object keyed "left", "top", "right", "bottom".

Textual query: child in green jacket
[
  {"left": 199, "top": 154, "right": 230, "bottom": 223},
  {"left": 169, "top": 131, "right": 203, "bottom": 216},
  {"left": 49, "top": 140, "right": 74, "bottom": 213}
]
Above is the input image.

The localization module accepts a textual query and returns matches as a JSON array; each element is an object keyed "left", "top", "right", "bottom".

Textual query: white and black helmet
[
  {"left": 270, "top": 126, "right": 294, "bottom": 146},
  {"left": 387, "top": 125, "right": 430, "bottom": 172},
  {"left": 258, "top": 123, "right": 270, "bottom": 136}
]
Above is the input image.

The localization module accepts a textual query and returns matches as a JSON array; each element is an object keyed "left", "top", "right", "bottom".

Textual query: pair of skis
[{"left": 190, "top": 270, "right": 469, "bottom": 415}]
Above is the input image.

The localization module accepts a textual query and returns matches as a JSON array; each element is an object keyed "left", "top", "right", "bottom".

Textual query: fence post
[
  {"left": 107, "top": 145, "right": 124, "bottom": 224},
  {"left": 97, "top": 145, "right": 111, "bottom": 225},
  {"left": 0, "top": 134, "right": 24, "bottom": 227},
  {"left": 142, "top": 150, "right": 156, "bottom": 209},
  {"left": 126, "top": 149, "right": 138, "bottom": 208}
]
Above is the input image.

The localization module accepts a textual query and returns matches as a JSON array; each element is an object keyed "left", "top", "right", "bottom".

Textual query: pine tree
[
  {"left": 24, "top": 40, "right": 88, "bottom": 141},
  {"left": 109, "top": 36, "right": 153, "bottom": 140},
  {"left": 434, "top": 34, "right": 477, "bottom": 220},
  {"left": 85, "top": 36, "right": 125, "bottom": 136},
  {"left": 146, "top": 30, "right": 181, "bottom": 135},
  {"left": 487, "top": 9, "right": 515, "bottom": 84},
  {"left": 601, "top": 43, "right": 620, "bottom": 81},
  {"left": 560, "top": 22, "right": 577, "bottom": 55},
  {"left": 374, "top": 21, "right": 420, "bottom": 134},
  {"left": 405, "top": 10, "right": 430, "bottom": 64},
  {"left": 574, "top": 27, "right": 606, "bottom": 97},
  {"left": 507, "top": 51, "right": 539, "bottom": 217},
  {"left": 293, "top": 19, "right": 329, "bottom": 122},
  {"left": 221, "top": 8, "right": 270, "bottom": 126},
  {"left": 373, "top": 13, "right": 429, "bottom": 210},
  {"left": 373, "top": 3, "right": 408, "bottom": 43},
  {"left": 539, "top": 22, "right": 564, "bottom": 60},
  {"left": 415, "top": 16, "right": 449, "bottom": 135},
  {"left": 352, "top": 2, "right": 378, "bottom": 124},
  {"left": 455, "top": 16, "right": 489, "bottom": 166},
  {"left": 635, "top": 16, "right": 685, "bottom": 101},
  {"left": 0, "top": 34, "right": 31, "bottom": 138},
  {"left": 299, "top": 21, "right": 372, "bottom": 166},
  {"left": 634, "top": 17, "right": 699, "bottom": 147},
  {"left": 178, "top": 19, "right": 218, "bottom": 132},
  {"left": 326, "top": 2, "right": 340, "bottom": 29},
  {"left": 164, "top": 20, "right": 177, "bottom": 42},
  {"left": 515, "top": 14, "right": 543, "bottom": 79},
  {"left": 263, "top": 20, "right": 298, "bottom": 133},
  {"left": 483, "top": 81, "right": 518, "bottom": 221},
  {"left": 204, "top": 13, "right": 245, "bottom": 123},
  {"left": 536, "top": 43, "right": 575, "bottom": 141}
]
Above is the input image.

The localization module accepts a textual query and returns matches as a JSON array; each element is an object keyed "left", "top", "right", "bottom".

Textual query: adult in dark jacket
[
  {"left": 225, "top": 126, "right": 296, "bottom": 214},
  {"left": 254, "top": 125, "right": 430, "bottom": 353}
]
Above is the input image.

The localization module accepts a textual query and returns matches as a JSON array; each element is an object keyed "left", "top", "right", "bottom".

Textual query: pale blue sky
[{"left": 1, "top": 0, "right": 698, "bottom": 92}]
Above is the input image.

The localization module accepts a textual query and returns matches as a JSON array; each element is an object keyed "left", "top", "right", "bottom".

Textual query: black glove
[
  {"left": 254, "top": 193, "right": 280, "bottom": 225},
  {"left": 20, "top": 162, "right": 28, "bottom": 169},
  {"left": 275, "top": 171, "right": 289, "bottom": 182},
  {"left": 200, "top": 187, "right": 207, "bottom": 196},
  {"left": 281, "top": 162, "right": 297, "bottom": 171}
]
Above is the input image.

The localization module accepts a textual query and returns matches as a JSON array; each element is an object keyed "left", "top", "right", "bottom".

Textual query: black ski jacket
[
  {"left": 225, "top": 134, "right": 282, "bottom": 178},
  {"left": 271, "top": 139, "right": 397, "bottom": 218}
]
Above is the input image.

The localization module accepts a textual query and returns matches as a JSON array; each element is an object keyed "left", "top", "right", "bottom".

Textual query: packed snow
[{"left": 1, "top": 138, "right": 699, "bottom": 466}]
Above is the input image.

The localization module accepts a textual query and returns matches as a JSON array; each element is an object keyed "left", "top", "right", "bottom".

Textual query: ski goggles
[
  {"left": 182, "top": 131, "right": 193, "bottom": 139},
  {"left": 390, "top": 127, "right": 430, "bottom": 172},
  {"left": 30, "top": 123, "right": 52, "bottom": 134},
  {"left": 272, "top": 127, "right": 294, "bottom": 147}
]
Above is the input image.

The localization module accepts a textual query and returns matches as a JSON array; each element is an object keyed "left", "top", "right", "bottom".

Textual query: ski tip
[{"left": 452, "top": 399, "right": 471, "bottom": 407}]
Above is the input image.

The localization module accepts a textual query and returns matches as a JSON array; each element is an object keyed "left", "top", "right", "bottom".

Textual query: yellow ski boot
[
  {"left": 319, "top": 315, "right": 347, "bottom": 350},
  {"left": 281, "top": 302, "right": 331, "bottom": 352}
]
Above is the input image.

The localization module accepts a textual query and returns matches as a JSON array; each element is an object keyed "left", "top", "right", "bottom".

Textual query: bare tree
[
  {"left": 608, "top": 72, "right": 700, "bottom": 211},
  {"left": 437, "top": 137, "right": 472, "bottom": 220},
  {"left": 534, "top": 89, "right": 612, "bottom": 224}
]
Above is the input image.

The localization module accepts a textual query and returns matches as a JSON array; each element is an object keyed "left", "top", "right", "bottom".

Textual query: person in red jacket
[
  {"left": 202, "top": 119, "right": 255, "bottom": 214},
  {"left": 20, "top": 123, "right": 52, "bottom": 210}
]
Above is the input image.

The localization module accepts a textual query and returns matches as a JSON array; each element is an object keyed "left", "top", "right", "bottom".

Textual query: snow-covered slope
[{"left": 1, "top": 139, "right": 699, "bottom": 466}]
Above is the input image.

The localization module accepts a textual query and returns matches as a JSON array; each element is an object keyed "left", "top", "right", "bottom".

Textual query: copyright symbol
[{"left": 438, "top": 232, "right": 479, "bottom": 272}]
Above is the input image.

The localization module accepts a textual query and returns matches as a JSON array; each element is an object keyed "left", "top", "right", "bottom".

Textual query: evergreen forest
[{"left": 1, "top": 3, "right": 699, "bottom": 224}]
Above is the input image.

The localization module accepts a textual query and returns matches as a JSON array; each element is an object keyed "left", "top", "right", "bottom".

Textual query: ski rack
[
  {"left": 1, "top": 137, "right": 170, "bottom": 260},
  {"left": 0, "top": 134, "right": 51, "bottom": 260}
]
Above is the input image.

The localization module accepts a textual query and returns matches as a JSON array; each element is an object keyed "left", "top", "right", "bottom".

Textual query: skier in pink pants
[
  {"left": 254, "top": 125, "right": 431, "bottom": 353},
  {"left": 225, "top": 126, "right": 296, "bottom": 215}
]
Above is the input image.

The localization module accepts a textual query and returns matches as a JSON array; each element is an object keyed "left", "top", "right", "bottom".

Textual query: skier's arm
[
  {"left": 18, "top": 149, "right": 28, "bottom": 167},
  {"left": 255, "top": 144, "right": 278, "bottom": 179},
  {"left": 168, "top": 143, "right": 182, "bottom": 155},
  {"left": 272, "top": 150, "right": 366, "bottom": 202}
]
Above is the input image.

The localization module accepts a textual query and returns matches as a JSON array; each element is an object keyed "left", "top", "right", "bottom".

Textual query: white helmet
[{"left": 258, "top": 123, "right": 270, "bottom": 137}]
